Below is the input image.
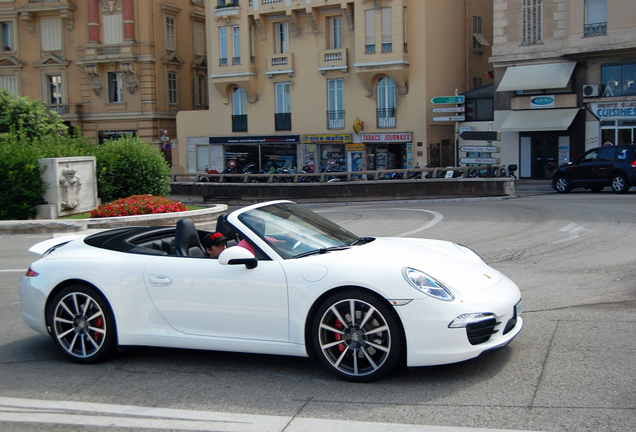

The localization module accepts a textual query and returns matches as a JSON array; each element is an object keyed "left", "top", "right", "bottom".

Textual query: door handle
[{"left": 148, "top": 274, "right": 172, "bottom": 287}]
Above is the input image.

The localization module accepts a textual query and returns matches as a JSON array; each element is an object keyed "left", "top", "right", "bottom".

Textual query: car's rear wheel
[
  {"left": 312, "top": 290, "right": 404, "bottom": 382},
  {"left": 611, "top": 173, "right": 630, "bottom": 194},
  {"left": 49, "top": 284, "right": 116, "bottom": 364},
  {"left": 554, "top": 176, "right": 571, "bottom": 193}
]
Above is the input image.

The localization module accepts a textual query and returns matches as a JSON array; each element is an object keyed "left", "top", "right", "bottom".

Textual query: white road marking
[
  {"left": 319, "top": 208, "right": 444, "bottom": 237},
  {"left": 0, "top": 269, "right": 27, "bottom": 273},
  {"left": 550, "top": 223, "right": 590, "bottom": 244},
  {"left": 0, "top": 397, "right": 548, "bottom": 432}
]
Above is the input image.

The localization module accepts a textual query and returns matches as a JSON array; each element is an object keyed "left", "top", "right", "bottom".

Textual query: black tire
[
  {"left": 49, "top": 284, "right": 117, "bottom": 364},
  {"left": 312, "top": 290, "right": 404, "bottom": 382},
  {"left": 554, "top": 176, "right": 571, "bottom": 193},
  {"left": 611, "top": 173, "right": 630, "bottom": 194}
]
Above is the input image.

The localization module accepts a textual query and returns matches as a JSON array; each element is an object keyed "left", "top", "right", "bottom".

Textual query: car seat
[{"left": 174, "top": 218, "right": 206, "bottom": 257}]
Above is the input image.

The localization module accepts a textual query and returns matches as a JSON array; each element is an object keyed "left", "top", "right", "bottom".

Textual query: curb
[{"left": 0, "top": 205, "right": 228, "bottom": 235}]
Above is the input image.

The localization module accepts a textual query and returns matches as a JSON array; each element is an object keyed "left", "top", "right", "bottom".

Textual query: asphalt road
[{"left": 0, "top": 185, "right": 634, "bottom": 432}]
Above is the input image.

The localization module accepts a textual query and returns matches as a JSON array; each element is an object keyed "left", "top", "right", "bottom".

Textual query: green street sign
[{"left": 431, "top": 95, "right": 465, "bottom": 104}]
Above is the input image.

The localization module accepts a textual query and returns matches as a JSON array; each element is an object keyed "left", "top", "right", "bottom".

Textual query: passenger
[{"left": 202, "top": 232, "right": 227, "bottom": 258}]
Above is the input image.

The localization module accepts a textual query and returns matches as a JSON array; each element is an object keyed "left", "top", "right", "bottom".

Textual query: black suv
[{"left": 552, "top": 145, "right": 636, "bottom": 194}]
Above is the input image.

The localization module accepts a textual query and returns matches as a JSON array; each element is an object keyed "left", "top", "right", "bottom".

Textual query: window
[
  {"left": 232, "top": 25, "right": 240, "bottom": 65},
  {"left": 473, "top": 77, "right": 483, "bottom": 90},
  {"left": 232, "top": 86, "right": 247, "bottom": 132},
  {"left": 0, "top": 75, "right": 18, "bottom": 95},
  {"left": 1, "top": 22, "right": 12, "bottom": 52},
  {"left": 165, "top": 16, "right": 176, "bottom": 51},
  {"left": 168, "top": 71, "right": 178, "bottom": 105},
  {"left": 219, "top": 27, "right": 227, "bottom": 66},
  {"left": 275, "top": 22, "right": 289, "bottom": 54},
  {"left": 275, "top": 82, "right": 291, "bottom": 131},
  {"left": 585, "top": 0, "right": 607, "bottom": 36},
  {"left": 381, "top": 8, "right": 392, "bottom": 52},
  {"left": 522, "top": 0, "right": 542, "bottom": 45},
  {"left": 47, "top": 75, "right": 63, "bottom": 105},
  {"left": 327, "top": 79, "right": 344, "bottom": 129},
  {"left": 194, "top": 21, "right": 205, "bottom": 56},
  {"left": 195, "top": 74, "right": 208, "bottom": 107},
  {"left": 103, "top": 14, "right": 123, "bottom": 45},
  {"left": 41, "top": 18, "right": 62, "bottom": 51},
  {"left": 329, "top": 17, "right": 343, "bottom": 50},
  {"left": 377, "top": 76, "right": 396, "bottom": 128},
  {"left": 473, "top": 16, "right": 489, "bottom": 52},
  {"left": 365, "top": 9, "right": 375, "bottom": 53},
  {"left": 249, "top": 25, "right": 255, "bottom": 64},
  {"left": 602, "top": 63, "right": 636, "bottom": 97},
  {"left": 108, "top": 72, "right": 124, "bottom": 103}
]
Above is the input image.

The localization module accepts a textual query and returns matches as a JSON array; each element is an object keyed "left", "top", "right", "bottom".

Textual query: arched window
[
  {"left": 377, "top": 76, "right": 395, "bottom": 128},
  {"left": 232, "top": 86, "right": 247, "bottom": 132}
]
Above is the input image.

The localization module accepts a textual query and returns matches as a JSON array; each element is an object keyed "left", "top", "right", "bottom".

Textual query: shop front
[
  {"left": 207, "top": 135, "right": 301, "bottom": 174},
  {"left": 591, "top": 102, "right": 636, "bottom": 146},
  {"left": 361, "top": 133, "right": 414, "bottom": 173},
  {"left": 301, "top": 134, "right": 353, "bottom": 173}
]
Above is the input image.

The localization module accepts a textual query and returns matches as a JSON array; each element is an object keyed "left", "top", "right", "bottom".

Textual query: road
[{"left": 0, "top": 186, "right": 634, "bottom": 432}]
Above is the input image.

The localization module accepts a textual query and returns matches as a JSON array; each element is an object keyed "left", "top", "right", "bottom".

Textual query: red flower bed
[{"left": 91, "top": 195, "right": 188, "bottom": 218}]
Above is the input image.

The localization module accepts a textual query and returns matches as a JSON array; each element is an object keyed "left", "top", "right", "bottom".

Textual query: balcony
[
  {"left": 275, "top": 113, "right": 291, "bottom": 131},
  {"left": 377, "top": 108, "right": 396, "bottom": 128},
  {"left": 318, "top": 48, "right": 347, "bottom": 75},
  {"left": 215, "top": 2, "right": 240, "bottom": 22},
  {"left": 80, "top": 43, "right": 135, "bottom": 64},
  {"left": 46, "top": 103, "right": 82, "bottom": 121},
  {"left": 232, "top": 114, "right": 248, "bottom": 132},
  {"left": 327, "top": 111, "right": 345, "bottom": 130},
  {"left": 584, "top": 22, "right": 607, "bottom": 36},
  {"left": 267, "top": 53, "right": 293, "bottom": 77}
]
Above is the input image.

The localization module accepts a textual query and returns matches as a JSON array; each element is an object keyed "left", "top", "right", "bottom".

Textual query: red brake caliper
[
  {"left": 94, "top": 317, "right": 104, "bottom": 341},
  {"left": 334, "top": 319, "right": 345, "bottom": 353}
]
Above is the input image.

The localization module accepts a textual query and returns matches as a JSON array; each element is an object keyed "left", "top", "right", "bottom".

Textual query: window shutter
[
  {"left": 365, "top": 10, "right": 375, "bottom": 46},
  {"left": 103, "top": 14, "right": 123, "bottom": 45},
  {"left": 41, "top": 18, "right": 62, "bottom": 51}
]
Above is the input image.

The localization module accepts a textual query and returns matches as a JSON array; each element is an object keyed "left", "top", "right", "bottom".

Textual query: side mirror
[{"left": 218, "top": 246, "right": 258, "bottom": 269}]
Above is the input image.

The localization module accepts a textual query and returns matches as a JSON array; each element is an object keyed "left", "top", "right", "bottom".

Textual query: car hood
[{"left": 299, "top": 237, "right": 502, "bottom": 290}]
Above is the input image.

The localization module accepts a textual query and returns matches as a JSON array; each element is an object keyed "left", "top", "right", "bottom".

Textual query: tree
[{"left": 0, "top": 89, "right": 68, "bottom": 138}]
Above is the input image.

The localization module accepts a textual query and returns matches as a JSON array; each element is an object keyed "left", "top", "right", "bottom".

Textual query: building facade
[
  {"left": 0, "top": 0, "right": 207, "bottom": 160},
  {"left": 489, "top": 0, "right": 636, "bottom": 179},
  {"left": 176, "top": 0, "right": 494, "bottom": 176}
]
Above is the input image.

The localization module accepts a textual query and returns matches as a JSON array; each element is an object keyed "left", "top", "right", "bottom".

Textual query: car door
[
  {"left": 592, "top": 147, "right": 617, "bottom": 185},
  {"left": 568, "top": 148, "right": 599, "bottom": 186},
  {"left": 143, "top": 255, "right": 289, "bottom": 342}
]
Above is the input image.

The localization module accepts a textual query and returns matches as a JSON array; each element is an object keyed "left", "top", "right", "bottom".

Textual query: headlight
[
  {"left": 402, "top": 268, "right": 454, "bottom": 301},
  {"left": 454, "top": 243, "right": 486, "bottom": 264},
  {"left": 448, "top": 312, "right": 496, "bottom": 328}
]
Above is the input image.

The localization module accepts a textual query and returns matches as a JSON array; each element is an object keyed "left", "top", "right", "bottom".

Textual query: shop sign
[
  {"left": 302, "top": 134, "right": 353, "bottom": 144},
  {"left": 347, "top": 144, "right": 365, "bottom": 151},
  {"left": 591, "top": 102, "right": 636, "bottom": 119},
  {"left": 98, "top": 130, "right": 137, "bottom": 139},
  {"left": 361, "top": 133, "right": 412, "bottom": 143},
  {"left": 210, "top": 135, "right": 299, "bottom": 144},
  {"left": 531, "top": 95, "right": 555, "bottom": 109},
  {"left": 353, "top": 118, "right": 363, "bottom": 134}
]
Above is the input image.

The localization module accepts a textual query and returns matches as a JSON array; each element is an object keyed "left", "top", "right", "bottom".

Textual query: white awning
[
  {"left": 497, "top": 62, "right": 576, "bottom": 92},
  {"left": 500, "top": 109, "right": 580, "bottom": 132}
]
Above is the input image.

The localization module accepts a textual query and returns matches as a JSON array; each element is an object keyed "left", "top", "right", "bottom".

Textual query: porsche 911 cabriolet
[{"left": 19, "top": 200, "right": 522, "bottom": 381}]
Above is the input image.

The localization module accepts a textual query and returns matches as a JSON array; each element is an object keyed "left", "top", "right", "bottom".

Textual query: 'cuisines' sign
[
  {"left": 361, "top": 133, "right": 412, "bottom": 142},
  {"left": 591, "top": 102, "right": 636, "bottom": 119}
]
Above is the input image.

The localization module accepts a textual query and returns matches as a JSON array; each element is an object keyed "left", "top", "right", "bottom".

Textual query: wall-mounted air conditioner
[{"left": 583, "top": 84, "right": 600, "bottom": 97}]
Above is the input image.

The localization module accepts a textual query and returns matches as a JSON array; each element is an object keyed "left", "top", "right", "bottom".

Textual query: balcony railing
[
  {"left": 29, "top": 0, "right": 60, "bottom": 3},
  {"left": 46, "top": 103, "right": 82, "bottom": 118},
  {"left": 98, "top": 45, "right": 120, "bottom": 56},
  {"left": 377, "top": 108, "right": 396, "bottom": 128},
  {"left": 232, "top": 114, "right": 247, "bottom": 132},
  {"left": 327, "top": 110, "right": 345, "bottom": 129},
  {"left": 267, "top": 53, "right": 293, "bottom": 76},
  {"left": 319, "top": 48, "right": 347, "bottom": 74},
  {"left": 365, "top": 44, "right": 376, "bottom": 54},
  {"left": 232, "top": 57, "right": 241, "bottom": 65},
  {"left": 584, "top": 22, "right": 607, "bottom": 36},
  {"left": 275, "top": 113, "right": 291, "bottom": 131},
  {"left": 219, "top": 57, "right": 228, "bottom": 66}
]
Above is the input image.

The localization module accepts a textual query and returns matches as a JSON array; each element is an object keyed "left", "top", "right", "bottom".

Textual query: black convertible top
[{"left": 84, "top": 226, "right": 178, "bottom": 255}]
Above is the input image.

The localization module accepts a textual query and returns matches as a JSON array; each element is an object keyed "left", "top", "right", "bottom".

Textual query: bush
[
  {"left": 90, "top": 195, "right": 187, "bottom": 218},
  {"left": 0, "top": 89, "right": 67, "bottom": 138},
  {"left": 94, "top": 135, "right": 172, "bottom": 203}
]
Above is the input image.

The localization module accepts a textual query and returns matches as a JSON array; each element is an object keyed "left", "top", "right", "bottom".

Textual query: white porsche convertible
[{"left": 19, "top": 200, "right": 522, "bottom": 381}]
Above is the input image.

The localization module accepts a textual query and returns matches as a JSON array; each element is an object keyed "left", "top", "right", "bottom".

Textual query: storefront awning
[
  {"left": 500, "top": 108, "right": 580, "bottom": 132},
  {"left": 497, "top": 62, "right": 576, "bottom": 92}
]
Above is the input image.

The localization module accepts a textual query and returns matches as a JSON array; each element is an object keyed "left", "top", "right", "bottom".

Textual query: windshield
[{"left": 237, "top": 202, "right": 361, "bottom": 259}]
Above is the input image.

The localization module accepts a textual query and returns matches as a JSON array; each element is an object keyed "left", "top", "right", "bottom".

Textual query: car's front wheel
[
  {"left": 554, "top": 176, "right": 571, "bottom": 193},
  {"left": 611, "top": 173, "right": 630, "bottom": 194},
  {"left": 49, "top": 284, "right": 116, "bottom": 364},
  {"left": 312, "top": 290, "right": 404, "bottom": 381}
]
